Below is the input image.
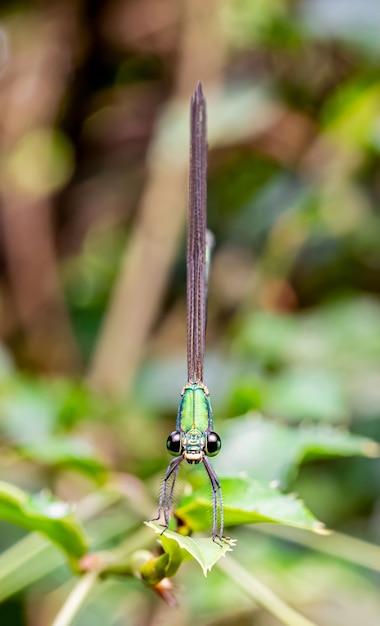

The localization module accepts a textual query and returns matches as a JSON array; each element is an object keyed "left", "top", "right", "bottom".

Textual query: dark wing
[{"left": 187, "top": 82, "right": 208, "bottom": 384}]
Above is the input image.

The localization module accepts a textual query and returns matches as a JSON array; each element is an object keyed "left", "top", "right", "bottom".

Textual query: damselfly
[{"left": 152, "top": 82, "right": 224, "bottom": 543}]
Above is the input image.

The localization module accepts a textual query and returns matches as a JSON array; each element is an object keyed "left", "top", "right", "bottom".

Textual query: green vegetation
[{"left": 0, "top": 0, "right": 380, "bottom": 624}]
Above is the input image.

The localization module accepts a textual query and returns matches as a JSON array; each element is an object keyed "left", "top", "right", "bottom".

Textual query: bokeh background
[{"left": 1, "top": 0, "right": 380, "bottom": 624}]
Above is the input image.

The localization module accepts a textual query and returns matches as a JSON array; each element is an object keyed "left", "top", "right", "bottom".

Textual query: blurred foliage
[{"left": 1, "top": 0, "right": 380, "bottom": 625}]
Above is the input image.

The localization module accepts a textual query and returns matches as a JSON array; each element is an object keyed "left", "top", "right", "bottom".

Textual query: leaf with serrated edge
[
  {"left": 176, "top": 477, "right": 327, "bottom": 536},
  {"left": 145, "top": 521, "right": 236, "bottom": 576}
]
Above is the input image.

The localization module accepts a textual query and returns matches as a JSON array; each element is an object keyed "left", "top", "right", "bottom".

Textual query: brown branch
[
  {"left": 0, "top": 6, "right": 81, "bottom": 373},
  {"left": 88, "top": 0, "right": 227, "bottom": 394}
]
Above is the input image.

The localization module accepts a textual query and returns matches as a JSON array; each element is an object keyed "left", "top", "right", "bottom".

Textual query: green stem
[
  {"left": 0, "top": 533, "right": 51, "bottom": 581},
  {"left": 52, "top": 571, "right": 99, "bottom": 626},
  {"left": 0, "top": 534, "right": 64, "bottom": 603},
  {"left": 257, "top": 525, "right": 380, "bottom": 574},
  {"left": 217, "top": 556, "right": 318, "bottom": 626}
]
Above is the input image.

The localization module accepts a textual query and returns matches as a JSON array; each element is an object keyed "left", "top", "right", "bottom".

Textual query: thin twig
[
  {"left": 51, "top": 571, "right": 99, "bottom": 626},
  {"left": 217, "top": 556, "right": 319, "bottom": 626},
  {"left": 256, "top": 525, "right": 380, "bottom": 574}
]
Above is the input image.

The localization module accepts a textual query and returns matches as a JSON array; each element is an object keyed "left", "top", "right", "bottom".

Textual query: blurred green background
[{"left": 1, "top": 0, "right": 380, "bottom": 624}]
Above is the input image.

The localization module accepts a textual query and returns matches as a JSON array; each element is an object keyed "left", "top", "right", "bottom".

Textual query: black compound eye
[
  {"left": 166, "top": 431, "right": 182, "bottom": 456},
  {"left": 206, "top": 431, "right": 221, "bottom": 456}
]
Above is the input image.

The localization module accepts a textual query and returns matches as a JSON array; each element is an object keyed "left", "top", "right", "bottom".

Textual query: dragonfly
[{"left": 152, "top": 82, "right": 224, "bottom": 544}]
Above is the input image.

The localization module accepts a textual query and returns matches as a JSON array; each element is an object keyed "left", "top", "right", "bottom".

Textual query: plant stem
[
  {"left": 52, "top": 571, "right": 99, "bottom": 626},
  {"left": 217, "top": 556, "right": 318, "bottom": 626},
  {"left": 0, "top": 534, "right": 64, "bottom": 603},
  {"left": 257, "top": 525, "right": 380, "bottom": 574}
]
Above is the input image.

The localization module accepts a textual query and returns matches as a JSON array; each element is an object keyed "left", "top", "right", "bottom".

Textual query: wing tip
[{"left": 191, "top": 81, "right": 205, "bottom": 107}]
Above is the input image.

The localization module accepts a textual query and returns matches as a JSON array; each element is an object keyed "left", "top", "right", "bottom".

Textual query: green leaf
[
  {"left": 236, "top": 310, "right": 297, "bottom": 366},
  {"left": 264, "top": 368, "right": 348, "bottom": 422},
  {"left": 322, "top": 79, "right": 380, "bottom": 151},
  {"left": 0, "top": 375, "right": 103, "bottom": 440},
  {"left": 0, "top": 481, "right": 88, "bottom": 560},
  {"left": 145, "top": 521, "right": 236, "bottom": 577},
  {"left": 235, "top": 297, "right": 380, "bottom": 372},
  {"left": 176, "top": 476, "right": 324, "bottom": 535},
  {"left": 18, "top": 437, "right": 108, "bottom": 484},
  {"left": 0, "top": 376, "right": 56, "bottom": 441},
  {"left": 233, "top": 298, "right": 380, "bottom": 422},
  {"left": 214, "top": 415, "right": 378, "bottom": 485}
]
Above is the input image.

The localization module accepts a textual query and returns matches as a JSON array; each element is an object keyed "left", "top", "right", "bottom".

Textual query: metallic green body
[
  {"left": 177, "top": 384, "right": 212, "bottom": 432},
  {"left": 176, "top": 384, "right": 213, "bottom": 462}
]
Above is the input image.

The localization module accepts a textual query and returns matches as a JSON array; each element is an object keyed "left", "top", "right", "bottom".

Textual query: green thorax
[{"left": 177, "top": 383, "right": 213, "bottom": 433}]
